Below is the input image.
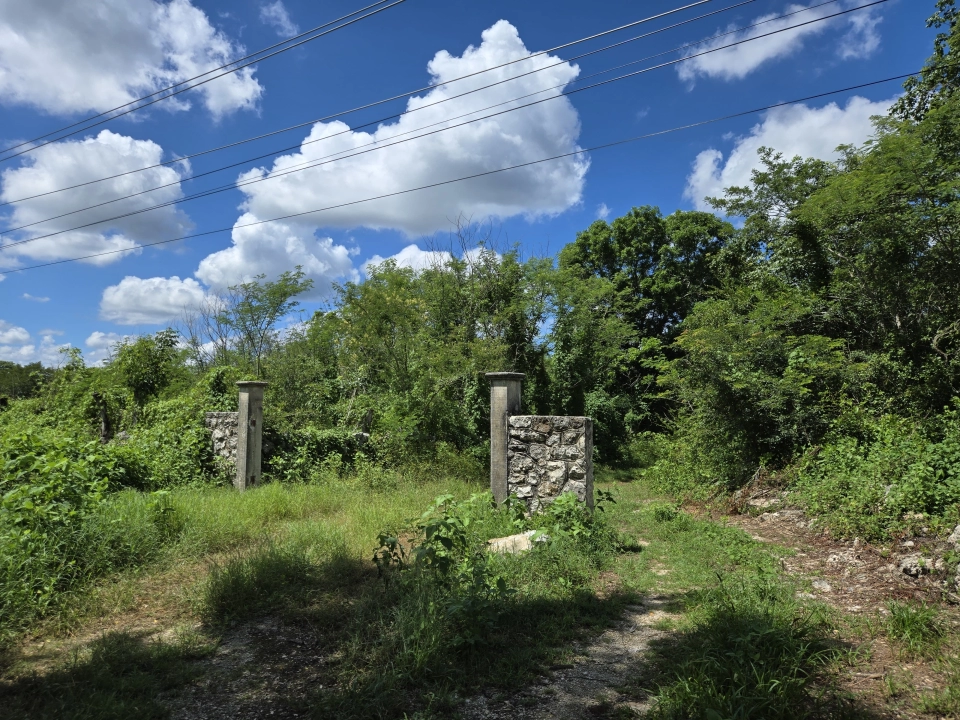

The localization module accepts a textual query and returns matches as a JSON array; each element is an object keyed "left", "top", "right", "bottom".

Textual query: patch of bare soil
[
  {"left": 726, "top": 502, "right": 960, "bottom": 718},
  {"left": 459, "top": 598, "right": 674, "bottom": 720},
  {"left": 730, "top": 506, "right": 957, "bottom": 612},
  {"left": 166, "top": 616, "right": 334, "bottom": 720}
]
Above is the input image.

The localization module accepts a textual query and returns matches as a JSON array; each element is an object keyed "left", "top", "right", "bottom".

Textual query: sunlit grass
[{"left": 167, "top": 473, "right": 482, "bottom": 557}]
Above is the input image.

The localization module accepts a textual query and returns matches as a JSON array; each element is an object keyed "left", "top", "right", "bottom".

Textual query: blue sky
[{"left": 0, "top": 0, "right": 936, "bottom": 364}]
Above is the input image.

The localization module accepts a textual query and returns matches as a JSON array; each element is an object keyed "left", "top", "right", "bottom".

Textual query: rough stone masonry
[
  {"left": 205, "top": 412, "right": 239, "bottom": 466},
  {"left": 507, "top": 415, "right": 594, "bottom": 512}
]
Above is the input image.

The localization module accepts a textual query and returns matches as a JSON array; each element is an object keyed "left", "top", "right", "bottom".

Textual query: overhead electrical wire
[
  {"left": 0, "top": 0, "right": 882, "bottom": 247},
  {"left": 0, "top": 0, "right": 408, "bottom": 162},
  {"left": 0, "top": 72, "right": 916, "bottom": 278},
  {"left": 0, "top": 0, "right": 728, "bottom": 206},
  {"left": 0, "top": 0, "right": 767, "bottom": 229},
  {"left": 0, "top": 0, "right": 398, "bottom": 157},
  {"left": 0, "top": 0, "right": 886, "bottom": 251},
  {"left": 3, "top": 0, "right": 871, "bottom": 242}
]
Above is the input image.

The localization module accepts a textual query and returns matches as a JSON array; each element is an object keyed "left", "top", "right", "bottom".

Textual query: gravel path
[{"left": 459, "top": 597, "right": 673, "bottom": 719}]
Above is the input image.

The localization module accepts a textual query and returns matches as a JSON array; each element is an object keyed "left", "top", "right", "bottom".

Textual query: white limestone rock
[{"left": 487, "top": 530, "right": 550, "bottom": 555}]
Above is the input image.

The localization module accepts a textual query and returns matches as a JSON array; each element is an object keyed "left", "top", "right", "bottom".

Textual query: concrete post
[
  {"left": 485, "top": 372, "right": 524, "bottom": 504},
  {"left": 235, "top": 381, "right": 268, "bottom": 491}
]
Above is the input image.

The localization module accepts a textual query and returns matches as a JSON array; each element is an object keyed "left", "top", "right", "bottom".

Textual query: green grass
[
  {"left": 201, "top": 542, "right": 319, "bottom": 623},
  {"left": 605, "top": 484, "right": 788, "bottom": 596},
  {"left": 304, "top": 489, "right": 629, "bottom": 718},
  {"left": 601, "top": 479, "right": 876, "bottom": 720},
  {"left": 168, "top": 473, "right": 483, "bottom": 557},
  {"left": 2, "top": 469, "right": 498, "bottom": 718},
  {"left": 0, "top": 629, "right": 215, "bottom": 720},
  {"left": 883, "top": 601, "right": 944, "bottom": 658},
  {"left": 0, "top": 468, "right": 483, "bottom": 644},
  {"left": 638, "top": 575, "right": 852, "bottom": 719},
  {"left": 3, "top": 468, "right": 629, "bottom": 718},
  {"left": 2, "top": 469, "right": 920, "bottom": 720},
  {"left": 916, "top": 651, "right": 960, "bottom": 715}
]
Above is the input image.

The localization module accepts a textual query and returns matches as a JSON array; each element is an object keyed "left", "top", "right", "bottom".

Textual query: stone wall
[
  {"left": 507, "top": 415, "right": 593, "bottom": 512},
  {"left": 205, "top": 412, "right": 239, "bottom": 466}
]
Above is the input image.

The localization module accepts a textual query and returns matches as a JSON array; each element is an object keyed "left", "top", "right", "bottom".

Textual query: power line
[
  {"left": 0, "top": 0, "right": 407, "bottom": 163},
  {"left": 0, "top": 72, "right": 915, "bottom": 278},
  {"left": 0, "top": 0, "right": 768, "bottom": 229},
  {"left": 0, "top": 0, "right": 398, "bottom": 157},
  {"left": 0, "top": 0, "right": 727, "bottom": 205},
  {"left": 0, "top": 0, "right": 886, "bottom": 250}
]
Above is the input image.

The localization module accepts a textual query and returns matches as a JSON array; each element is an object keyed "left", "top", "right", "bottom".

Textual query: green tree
[
  {"left": 894, "top": 0, "right": 959, "bottom": 121},
  {"left": 111, "top": 329, "right": 180, "bottom": 407},
  {"left": 217, "top": 267, "right": 314, "bottom": 378},
  {"left": 798, "top": 96, "right": 960, "bottom": 411},
  {"left": 664, "top": 281, "right": 860, "bottom": 486},
  {"left": 552, "top": 207, "right": 734, "bottom": 460},
  {"left": 655, "top": 10, "right": 960, "bottom": 486},
  {"left": 0, "top": 361, "right": 49, "bottom": 400}
]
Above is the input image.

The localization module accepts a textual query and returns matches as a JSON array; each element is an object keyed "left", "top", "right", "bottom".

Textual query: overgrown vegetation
[
  {"left": 644, "top": 575, "right": 843, "bottom": 719},
  {"left": 1, "top": 630, "right": 215, "bottom": 720},
  {"left": 1, "top": 2, "right": 959, "bottom": 716},
  {"left": 307, "top": 489, "right": 624, "bottom": 717}
]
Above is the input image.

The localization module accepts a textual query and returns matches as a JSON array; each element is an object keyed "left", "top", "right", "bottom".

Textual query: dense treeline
[
  {"left": 2, "top": 0, "right": 959, "bottom": 638},
  {"left": 0, "top": 361, "right": 51, "bottom": 400}
]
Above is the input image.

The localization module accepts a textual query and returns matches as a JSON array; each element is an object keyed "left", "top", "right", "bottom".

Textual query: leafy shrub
[
  {"left": 373, "top": 489, "right": 622, "bottom": 657},
  {"left": 794, "top": 412, "right": 960, "bottom": 539},
  {"left": 121, "top": 396, "right": 218, "bottom": 489},
  {"left": 0, "top": 431, "right": 169, "bottom": 638},
  {"left": 320, "top": 489, "right": 622, "bottom": 717},
  {"left": 530, "top": 489, "right": 619, "bottom": 562},
  {"left": 647, "top": 501, "right": 683, "bottom": 523},
  {"left": 661, "top": 283, "right": 862, "bottom": 490},
  {"left": 265, "top": 425, "right": 359, "bottom": 483},
  {"left": 375, "top": 493, "right": 513, "bottom": 649}
]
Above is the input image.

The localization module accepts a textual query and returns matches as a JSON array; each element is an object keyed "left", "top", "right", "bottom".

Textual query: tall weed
[{"left": 324, "top": 491, "right": 622, "bottom": 717}]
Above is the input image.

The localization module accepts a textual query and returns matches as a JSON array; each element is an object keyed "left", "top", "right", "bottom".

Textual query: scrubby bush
[
  {"left": 265, "top": 425, "right": 360, "bottom": 483},
  {"left": 0, "top": 430, "right": 169, "bottom": 638},
  {"left": 319, "top": 490, "right": 621, "bottom": 716},
  {"left": 794, "top": 411, "right": 960, "bottom": 539},
  {"left": 120, "top": 397, "right": 219, "bottom": 489},
  {"left": 660, "top": 283, "right": 861, "bottom": 490}
]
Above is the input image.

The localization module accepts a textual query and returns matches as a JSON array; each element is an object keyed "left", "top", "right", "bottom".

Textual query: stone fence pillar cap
[
  {"left": 236, "top": 381, "right": 269, "bottom": 388},
  {"left": 484, "top": 372, "right": 525, "bottom": 382}
]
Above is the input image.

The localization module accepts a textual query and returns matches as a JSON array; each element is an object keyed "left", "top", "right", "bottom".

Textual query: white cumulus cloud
[
  {"left": 231, "top": 20, "right": 588, "bottom": 240},
  {"left": 363, "top": 244, "right": 454, "bottom": 274},
  {"left": 677, "top": 1, "right": 883, "bottom": 84},
  {"left": 100, "top": 275, "right": 208, "bottom": 325},
  {"left": 684, "top": 95, "right": 893, "bottom": 211},
  {"left": 0, "top": 323, "right": 69, "bottom": 365},
  {"left": 99, "top": 222, "right": 358, "bottom": 327},
  {"left": 0, "top": 130, "right": 192, "bottom": 267},
  {"left": 260, "top": 1, "right": 299, "bottom": 38},
  {"left": 195, "top": 215, "right": 358, "bottom": 297},
  {"left": 0, "top": 0, "right": 262, "bottom": 118},
  {"left": 0, "top": 320, "right": 30, "bottom": 345},
  {"left": 363, "top": 243, "right": 500, "bottom": 276},
  {"left": 85, "top": 330, "right": 130, "bottom": 365}
]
